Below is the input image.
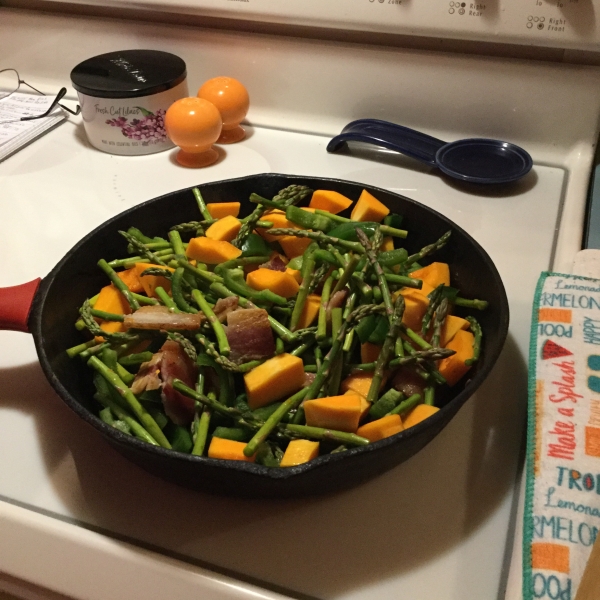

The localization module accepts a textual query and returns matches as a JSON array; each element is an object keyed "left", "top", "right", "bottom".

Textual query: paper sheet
[{"left": 0, "top": 92, "right": 65, "bottom": 161}]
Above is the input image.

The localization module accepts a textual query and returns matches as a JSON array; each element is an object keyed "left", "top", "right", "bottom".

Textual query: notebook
[{"left": 0, "top": 91, "right": 66, "bottom": 162}]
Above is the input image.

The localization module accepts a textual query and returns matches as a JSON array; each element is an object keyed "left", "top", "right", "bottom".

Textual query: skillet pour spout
[{"left": 2, "top": 173, "right": 509, "bottom": 498}]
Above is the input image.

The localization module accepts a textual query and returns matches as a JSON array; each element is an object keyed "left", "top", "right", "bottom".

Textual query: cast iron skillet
[{"left": 0, "top": 173, "right": 509, "bottom": 498}]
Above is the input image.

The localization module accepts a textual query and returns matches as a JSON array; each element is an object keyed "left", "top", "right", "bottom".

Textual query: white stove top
[{"left": 0, "top": 115, "right": 564, "bottom": 600}]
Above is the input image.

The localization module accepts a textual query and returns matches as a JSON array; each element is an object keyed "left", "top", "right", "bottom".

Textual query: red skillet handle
[{"left": 0, "top": 279, "right": 41, "bottom": 333}]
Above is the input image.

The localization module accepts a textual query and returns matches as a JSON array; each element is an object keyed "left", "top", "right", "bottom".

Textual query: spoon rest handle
[{"left": 326, "top": 119, "right": 446, "bottom": 166}]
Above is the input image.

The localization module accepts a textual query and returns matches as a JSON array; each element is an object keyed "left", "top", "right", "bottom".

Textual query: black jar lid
[{"left": 70, "top": 50, "right": 187, "bottom": 99}]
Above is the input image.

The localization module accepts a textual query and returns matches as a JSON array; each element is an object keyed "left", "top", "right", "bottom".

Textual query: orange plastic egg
[
  {"left": 197, "top": 77, "right": 249, "bottom": 143},
  {"left": 165, "top": 97, "right": 222, "bottom": 167}
]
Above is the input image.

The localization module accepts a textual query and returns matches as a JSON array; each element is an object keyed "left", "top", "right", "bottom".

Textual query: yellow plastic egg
[
  {"left": 165, "top": 97, "right": 222, "bottom": 167},
  {"left": 197, "top": 77, "right": 249, "bottom": 143}
]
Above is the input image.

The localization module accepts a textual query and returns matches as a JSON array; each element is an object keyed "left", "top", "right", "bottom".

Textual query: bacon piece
[
  {"left": 131, "top": 352, "right": 163, "bottom": 395},
  {"left": 159, "top": 340, "right": 198, "bottom": 425},
  {"left": 226, "top": 308, "right": 275, "bottom": 363},
  {"left": 259, "top": 254, "right": 287, "bottom": 272},
  {"left": 392, "top": 366, "right": 427, "bottom": 398},
  {"left": 124, "top": 305, "right": 203, "bottom": 331},
  {"left": 302, "top": 372, "right": 316, "bottom": 388},
  {"left": 213, "top": 296, "right": 239, "bottom": 323}
]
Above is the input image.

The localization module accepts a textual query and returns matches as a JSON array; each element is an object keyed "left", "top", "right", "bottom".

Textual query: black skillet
[{"left": 0, "top": 173, "right": 509, "bottom": 498}]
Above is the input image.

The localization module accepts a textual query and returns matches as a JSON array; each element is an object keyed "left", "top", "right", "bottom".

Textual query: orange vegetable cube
[
  {"left": 350, "top": 189, "right": 390, "bottom": 222},
  {"left": 304, "top": 393, "right": 362, "bottom": 433},
  {"left": 117, "top": 267, "right": 144, "bottom": 294},
  {"left": 94, "top": 284, "right": 131, "bottom": 316},
  {"left": 409, "top": 262, "right": 451, "bottom": 290},
  {"left": 380, "top": 236, "right": 394, "bottom": 252},
  {"left": 341, "top": 372, "right": 374, "bottom": 399},
  {"left": 244, "top": 354, "right": 305, "bottom": 409},
  {"left": 257, "top": 210, "right": 297, "bottom": 242},
  {"left": 133, "top": 263, "right": 175, "bottom": 298},
  {"left": 208, "top": 438, "right": 255, "bottom": 462},
  {"left": 246, "top": 268, "right": 300, "bottom": 299},
  {"left": 205, "top": 215, "right": 242, "bottom": 242},
  {"left": 438, "top": 329, "right": 475, "bottom": 386},
  {"left": 297, "top": 294, "right": 321, "bottom": 329},
  {"left": 93, "top": 285, "right": 132, "bottom": 338},
  {"left": 185, "top": 237, "right": 242, "bottom": 264},
  {"left": 397, "top": 288, "right": 430, "bottom": 332},
  {"left": 280, "top": 440, "right": 320, "bottom": 467},
  {"left": 440, "top": 315, "right": 470, "bottom": 347},
  {"left": 402, "top": 404, "right": 440, "bottom": 429},
  {"left": 361, "top": 342, "right": 381, "bottom": 364},
  {"left": 206, "top": 202, "right": 240, "bottom": 219},
  {"left": 308, "top": 190, "right": 353, "bottom": 214},
  {"left": 344, "top": 390, "right": 371, "bottom": 421},
  {"left": 301, "top": 207, "right": 317, "bottom": 213},
  {"left": 356, "top": 414, "right": 404, "bottom": 442},
  {"left": 286, "top": 268, "right": 302, "bottom": 284},
  {"left": 279, "top": 235, "right": 313, "bottom": 259}
]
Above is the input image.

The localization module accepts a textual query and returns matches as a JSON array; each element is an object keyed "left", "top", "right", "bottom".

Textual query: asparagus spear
[
  {"left": 465, "top": 316, "right": 482, "bottom": 365},
  {"left": 88, "top": 356, "right": 170, "bottom": 448},
  {"left": 191, "top": 289, "right": 230, "bottom": 356},
  {"left": 357, "top": 228, "right": 394, "bottom": 325},
  {"left": 366, "top": 295, "right": 405, "bottom": 404}
]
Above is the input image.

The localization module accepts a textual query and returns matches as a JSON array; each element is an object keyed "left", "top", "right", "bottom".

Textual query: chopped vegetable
[
  {"left": 186, "top": 237, "right": 242, "bottom": 264},
  {"left": 308, "top": 189, "right": 353, "bottom": 214},
  {"left": 205, "top": 215, "right": 242, "bottom": 242},
  {"left": 206, "top": 202, "right": 241, "bottom": 219},
  {"left": 244, "top": 353, "right": 305, "bottom": 409},
  {"left": 402, "top": 404, "right": 440, "bottom": 429},
  {"left": 280, "top": 439, "right": 320, "bottom": 466},
  {"left": 356, "top": 414, "right": 404, "bottom": 442},
  {"left": 350, "top": 189, "right": 390, "bottom": 222},
  {"left": 304, "top": 393, "right": 363, "bottom": 432}
]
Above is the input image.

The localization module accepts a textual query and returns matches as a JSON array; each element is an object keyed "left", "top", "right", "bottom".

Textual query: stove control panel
[{"left": 41, "top": 0, "right": 600, "bottom": 50}]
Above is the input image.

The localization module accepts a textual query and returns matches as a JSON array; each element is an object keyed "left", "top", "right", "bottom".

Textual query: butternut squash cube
[
  {"left": 286, "top": 268, "right": 303, "bottom": 284},
  {"left": 280, "top": 440, "right": 320, "bottom": 467},
  {"left": 208, "top": 437, "right": 255, "bottom": 462},
  {"left": 397, "top": 288, "right": 430, "bottom": 332},
  {"left": 344, "top": 391, "right": 371, "bottom": 421},
  {"left": 94, "top": 284, "right": 131, "bottom": 316},
  {"left": 402, "top": 404, "right": 440, "bottom": 429},
  {"left": 296, "top": 294, "right": 321, "bottom": 329},
  {"left": 244, "top": 353, "right": 305, "bottom": 409},
  {"left": 341, "top": 372, "right": 374, "bottom": 399},
  {"left": 206, "top": 202, "right": 240, "bottom": 219},
  {"left": 356, "top": 414, "right": 404, "bottom": 442},
  {"left": 438, "top": 329, "right": 475, "bottom": 387},
  {"left": 440, "top": 314, "right": 470, "bottom": 347},
  {"left": 380, "top": 236, "right": 394, "bottom": 252},
  {"left": 246, "top": 268, "right": 300, "bottom": 299},
  {"left": 361, "top": 342, "right": 381, "bottom": 364},
  {"left": 308, "top": 190, "right": 353, "bottom": 214},
  {"left": 93, "top": 284, "right": 131, "bottom": 337},
  {"left": 185, "top": 237, "right": 242, "bottom": 264},
  {"left": 133, "top": 263, "right": 175, "bottom": 298},
  {"left": 409, "top": 262, "right": 451, "bottom": 290},
  {"left": 279, "top": 235, "right": 313, "bottom": 259},
  {"left": 205, "top": 215, "right": 242, "bottom": 242},
  {"left": 257, "top": 210, "right": 297, "bottom": 242},
  {"left": 117, "top": 267, "right": 144, "bottom": 294},
  {"left": 304, "top": 393, "right": 362, "bottom": 433},
  {"left": 350, "top": 189, "right": 390, "bottom": 223}
]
